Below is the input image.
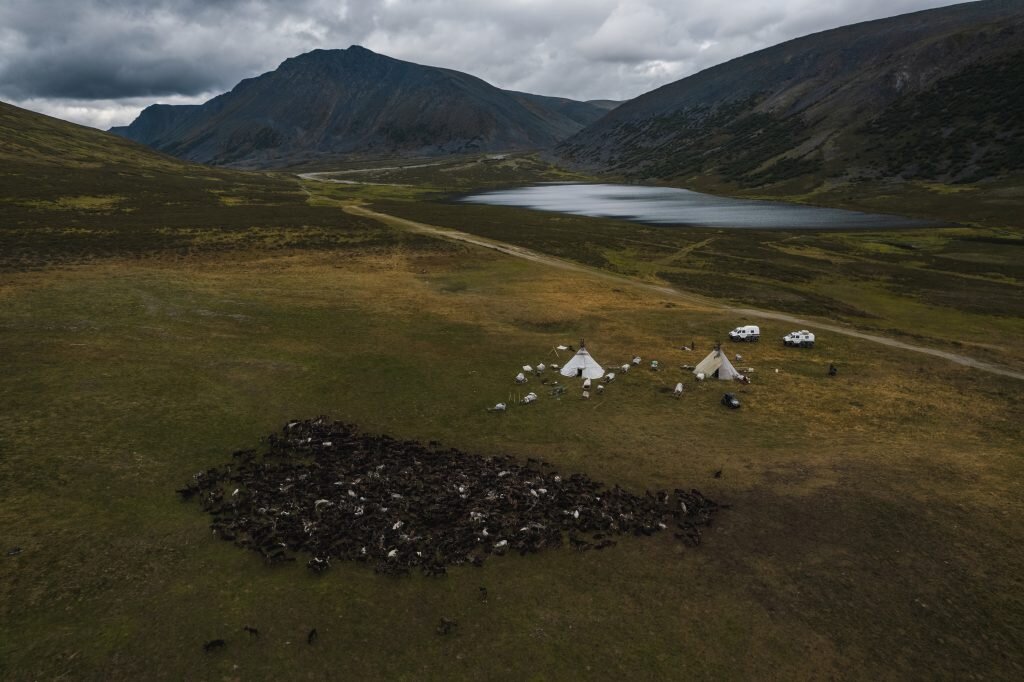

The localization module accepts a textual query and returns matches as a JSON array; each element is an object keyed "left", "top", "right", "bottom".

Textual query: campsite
[
  {"left": 3, "top": 2, "right": 1024, "bottom": 679},
  {"left": 500, "top": 340, "right": 752, "bottom": 408}
]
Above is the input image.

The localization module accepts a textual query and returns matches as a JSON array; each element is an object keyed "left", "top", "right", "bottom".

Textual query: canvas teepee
[
  {"left": 559, "top": 340, "right": 605, "bottom": 379},
  {"left": 693, "top": 346, "right": 741, "bottom": 380}
]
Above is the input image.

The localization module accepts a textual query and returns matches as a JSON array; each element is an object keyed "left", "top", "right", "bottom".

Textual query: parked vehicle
[
  {"left": 721, "top": 393, "right": 741, "bottom": 409},
  {"left": 783, "top": 330, "right": 816, "bottom": 348},
  {"left": 728, "top": 325, "right": 760, "bottom": 342}
]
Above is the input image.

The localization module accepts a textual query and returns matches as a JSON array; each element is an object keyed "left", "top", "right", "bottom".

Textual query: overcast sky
[{"left": 0, "top": 0, "right": 969, "bottom": 129}]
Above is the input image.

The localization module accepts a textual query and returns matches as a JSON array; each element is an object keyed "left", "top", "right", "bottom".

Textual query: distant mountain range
[
  {"left": 109, "top": 0, "right": 1023, "bottom": 190},
  {"left": 110, "top": 46, "right": 618, "bottom": 168},
  {"left": 557, "top": 0, "right": 1024, "bottom": 189}
]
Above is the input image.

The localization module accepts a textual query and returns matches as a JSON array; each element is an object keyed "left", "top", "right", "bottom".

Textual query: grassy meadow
[{"left": 2, "top": 114, "right": 1023, "bottom": 679}]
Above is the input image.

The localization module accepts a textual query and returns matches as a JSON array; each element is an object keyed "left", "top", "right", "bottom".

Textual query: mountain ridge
[
  {"left": 557, "top": 0, "right": 1024, "bottom": 191},
  {"left": 111, "top": 46, "right": 614, "bottom": 168}
]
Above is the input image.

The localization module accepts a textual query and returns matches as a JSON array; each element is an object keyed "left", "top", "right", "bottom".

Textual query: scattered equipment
[
  {"left": 728, "top": 325, "right": 760, "bottom": 342},
  {"left": 514, "top": 372, "right": 528, "bottom": 384},
  {"left": 721, "top": 393, "right": 741, "bottom": 409},
  {"left": 673, "top": 383, "right": 684, "bottom": 398}
]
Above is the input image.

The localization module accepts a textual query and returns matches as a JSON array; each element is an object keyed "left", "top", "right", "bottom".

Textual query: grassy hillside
[
  {"left": 860, "top": 50, "right": 1024, "bottom": 183},
  {"left": 0, "top": 101, "right": 397, "bottom": 270}
]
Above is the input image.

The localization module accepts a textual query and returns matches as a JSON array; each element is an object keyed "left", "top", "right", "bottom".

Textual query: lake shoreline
[{"left": 459, "top": 182, "right": 941, "bottom": 231}]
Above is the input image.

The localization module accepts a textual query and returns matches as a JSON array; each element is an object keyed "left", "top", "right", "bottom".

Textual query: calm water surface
[{"left": 460, "top": 183, "right": 935, "bottom": 229}]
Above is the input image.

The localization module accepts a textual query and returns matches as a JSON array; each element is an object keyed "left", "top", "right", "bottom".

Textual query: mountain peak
[
  {"left": 110, "top": 47, "right": 612, "bottom": 168},
  {"left": 280, "top": 45, "right": 383, "bottom": 68}
]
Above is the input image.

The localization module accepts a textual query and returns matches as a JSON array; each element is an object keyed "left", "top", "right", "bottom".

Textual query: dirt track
[{"left": 344, "top": 202, "right": 1024, "bottom": 381}]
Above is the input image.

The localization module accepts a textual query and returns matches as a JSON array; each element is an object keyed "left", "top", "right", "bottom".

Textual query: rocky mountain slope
[
  {"left": 111, "top": 46, "right": 612, "bottom": 168},
  {"left": 557, "top": 0, "right": 1024, "bottom": 190}
]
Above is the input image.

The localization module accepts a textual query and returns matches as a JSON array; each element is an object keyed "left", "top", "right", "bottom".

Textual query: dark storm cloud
[
  {"left": 0, "top": 0, "right": 967, "bottom": 128},
  {"left": 8, "top": 52, "right": 222, "bottom": 100},
  {"left": 0, "top": 0, "right": 302, "bottom": 99}
]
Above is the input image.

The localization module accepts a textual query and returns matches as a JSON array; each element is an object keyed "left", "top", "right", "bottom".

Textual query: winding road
[{"left": 297, "top": 162, "right": 443, "bottom": 185}]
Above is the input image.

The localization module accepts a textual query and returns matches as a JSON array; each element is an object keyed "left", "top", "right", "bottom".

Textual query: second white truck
[
  {"left": 728, "top": 325, "right": 760, "bottom": 342},
  {"left": 783, "top": 330, "right": 816, "bottom": 348}
]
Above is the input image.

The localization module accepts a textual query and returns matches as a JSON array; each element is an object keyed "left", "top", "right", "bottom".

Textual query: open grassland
[
  {"left": 2, "top": 119, "right": 1023, "bottom": 680},
  {"left": 1, "top": 237, "right": 1023, "bottom": 680}
]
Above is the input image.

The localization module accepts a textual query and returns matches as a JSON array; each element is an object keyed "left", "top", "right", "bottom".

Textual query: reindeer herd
[{"left": 178, "top": 417, "right": 722, "bottom": 579}]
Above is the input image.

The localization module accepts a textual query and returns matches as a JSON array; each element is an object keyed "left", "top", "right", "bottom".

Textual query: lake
[{"left": 460, "top": 183, "right": 935, "bottom": 229}]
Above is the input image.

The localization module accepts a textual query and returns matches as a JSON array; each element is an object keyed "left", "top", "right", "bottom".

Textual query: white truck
[
  {"left": 728, "top": 325, "right": 760, "bottom": 342},
  {"left": 783, "top": 330, "right": 816, "bottom": 348}
]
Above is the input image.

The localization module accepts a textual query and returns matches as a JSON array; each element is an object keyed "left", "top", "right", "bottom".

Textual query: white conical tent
[
  {"left": 693, "top": 347, "right": 742, "bottom": 380},
  {"left": 692, "top": 349, "right": 721, "bottom": 376},
  {"left": 560, "top": 346, "right": 605, "bottom": 379},
  {"left": 716, "top": 353, "right": 741, "bottom": 380}
]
